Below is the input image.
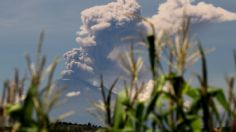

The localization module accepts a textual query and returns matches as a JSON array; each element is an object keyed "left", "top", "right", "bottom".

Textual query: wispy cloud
[{"left": 66, "top": 91, "right": 81, "bottom": 97}]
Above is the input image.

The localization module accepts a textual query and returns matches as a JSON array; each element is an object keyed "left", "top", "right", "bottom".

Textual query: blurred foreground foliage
[
  {"left": 0, "top": 32, "right": 63, "bottom": 131},
  {"left": 97, "top": 17, "right": 236, "bottom": 132}
]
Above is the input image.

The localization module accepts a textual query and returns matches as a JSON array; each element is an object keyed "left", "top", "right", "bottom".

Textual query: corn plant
[
  {"left": 0, "top": 32, "right": 63, "bottom": 132},
  {"left": 97, "top": 14, "right": 234, "bottom": 132}
]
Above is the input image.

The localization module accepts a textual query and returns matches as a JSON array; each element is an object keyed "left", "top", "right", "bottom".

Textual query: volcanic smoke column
[
  {"left": 62, "top": 0, "right": 147, "bottom": 83},
  {"left": 62, "top": 0, "right": 236, "bottom": 83}
]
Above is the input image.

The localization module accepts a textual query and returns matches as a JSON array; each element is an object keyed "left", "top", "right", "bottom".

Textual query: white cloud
[
  {"left": 149, "top": 0, "right": 236, "bottom": 34},
  {"left": 66, "top": 91, "right": 81, "bottom": 97}
]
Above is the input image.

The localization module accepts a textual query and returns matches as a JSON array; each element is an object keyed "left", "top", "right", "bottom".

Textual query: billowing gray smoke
[
  {"left": 62, "top": 0, "right": 236, "bottom": 86},
  {"left": 62, "top": 0, "right": 147, "bottom": 84},
  {"left": 149, "top": 0, "right": 236, "bottom": 34},
  {"left": 59, "top": 0, "right": 236, "bottom": 124},
  {"left": 62, "top": 47, "right": 93, "bottom": 80}
]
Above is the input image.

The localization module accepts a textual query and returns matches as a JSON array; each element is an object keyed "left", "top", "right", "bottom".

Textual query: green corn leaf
[
  {"left": 147, "top": 35, "right": 156, "bottom": 78},
  {"left": 5, "top": 103, "right": 22, "bottom": 114},
  {"left": 107, "top": 77, "right": 119, "bottom": 107},
  {"left": 154, "top": 75, "right": 166, "bottom": 93},
  {"left": 113, "top": 91, "right": 127, "bottom": 129},
  {"left": 20, "top": 85, "right": 38, "bottom": 126},
  {"left": 135, "top": 102, "right": 144, "bottom": 121},
  {"left": 198, "top": 43, "right": 208, "bottom": 88},
  {"left": 171, "top": 76, "right": 185, "bottom": 98},
  {"left": 187, "top": 98, "right": 201, "bottom": 114},
  {"left": 145, "top": 91, "right": 161, "bottom": 119},
  {"left": 190, "top": 116, "right": 202, "bottom": 132},
  {"left": 208, "top": 88, "right": 230, "bottom": 114},
  {"left": 186, "top": 87, "right": 200, "bottom": 99}
]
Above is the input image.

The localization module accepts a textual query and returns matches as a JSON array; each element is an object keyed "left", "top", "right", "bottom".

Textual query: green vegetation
[
  {"left": 97, "top": 17, "right": 236, "bottom": 132},
  {"left": 0, "top": 32, "right": 62, "bottom": 131}
]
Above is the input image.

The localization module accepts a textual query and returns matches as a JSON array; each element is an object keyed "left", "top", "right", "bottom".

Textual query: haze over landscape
[{"left": 1, "top": 0, "right": 236, "bottom": 124}]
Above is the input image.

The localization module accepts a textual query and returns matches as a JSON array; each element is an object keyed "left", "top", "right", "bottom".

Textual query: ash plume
[
  {"left": 62, "top": 0, "right": 147, "bottom": 83},
  {"left": 149, "top": 0, "right": 236, "bottom": 34},
  {"left": 62, "top": 0, "right": 236, "bottom": 86}
]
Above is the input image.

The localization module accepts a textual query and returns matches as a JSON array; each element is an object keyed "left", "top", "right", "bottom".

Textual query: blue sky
[{"left": 0, "top": 0, "right": 236, "bottom": 124}]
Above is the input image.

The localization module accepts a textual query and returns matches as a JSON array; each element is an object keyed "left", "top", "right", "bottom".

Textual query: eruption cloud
[
  {"left": 62, "top": 47, "right": 93, "bottom": 80},
  {"left": 149, "top": 0, "right": 236, "bottom": 34},
  {"left": 62, "top": 0, "right": 236, "bottom": 86},
  {"left": 62, "top": 0, "right": 146, "bottom": 82},
  {"left": 76, "top": 0, "right": 144, "bottom": 47}
]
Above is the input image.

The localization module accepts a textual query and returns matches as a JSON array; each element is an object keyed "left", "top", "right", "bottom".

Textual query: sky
[{"left": 0, "top": 0, "right": 236, "bottom": 123}]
